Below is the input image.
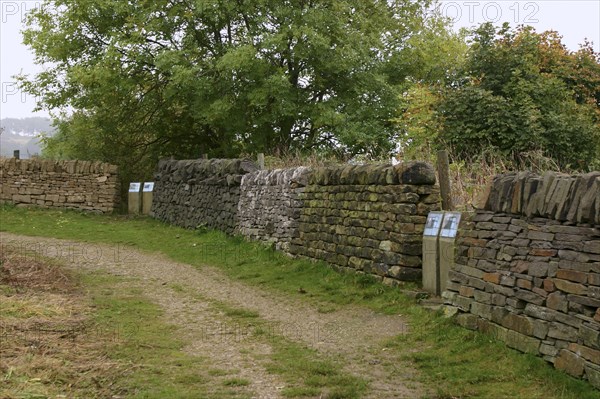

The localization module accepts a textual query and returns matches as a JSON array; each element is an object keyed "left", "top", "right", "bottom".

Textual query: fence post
[
  {"left": 13, "top": 150, "right": 20, "bottom": 159},
  {"left": 201, "top": 153, "right": 208, "bottom": 160},
  {"left": 437, "top": 150, "right": 453, "bottom": 211},
  {"left": 257, "top": 153, "right": 265, "bottom": 170}
]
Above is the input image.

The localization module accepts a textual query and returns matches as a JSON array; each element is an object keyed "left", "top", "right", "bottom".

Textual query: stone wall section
[
  {"left": 289, "top": 162, "right": 440, "bottom": 283},
  {"left": 150, "top": 158, "right": 258, "bottom": 234},
  {"left": 0, "top": 158, "right": 120, "bottom": 213},
  {"left": 237, "top": 167, "right": 310, "bottom": 251},
  {"left": 483, "top": 171, "right": 599, "bottom": 224},
  {"left": 443, "top": 171, "right": 600, "bottom": 388},
  {"left": 150, "top": 159, "right": 440, "bottom": 283}
]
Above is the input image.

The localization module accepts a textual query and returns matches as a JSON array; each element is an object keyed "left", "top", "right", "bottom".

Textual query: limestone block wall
[
  {"left": 0, "top": 158, "right": 120, "bottom": 213},
  {"left": 288, "top": 162, "right": 440, "bottom": 283},
  {"left": 237, "top": 167, "right": 311, "bottom": 251},
  {"left": 150, "top": 158, "right": 258, "bottom": 234},
  {"left": 443, "top": 171, "right": 600, "bottom": 388}
]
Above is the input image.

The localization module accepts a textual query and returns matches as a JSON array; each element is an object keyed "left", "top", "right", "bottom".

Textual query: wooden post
[
  {"left": 437, "top": 150, "right": 453, "bottom": 211},
  {"left": 13, "top": 150, "right": 20, "bottom": 159},
  {"left": 257, "top": 153, "right": 265, "bottom": 170},
  {"left": 201, "top": 153, "right": 208, "bottom": 159}
]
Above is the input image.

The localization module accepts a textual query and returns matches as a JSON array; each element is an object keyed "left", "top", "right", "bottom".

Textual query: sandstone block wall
[
  {"left": 237, "top": 167, "right": 310, "bottom": 251},
  {"left": 151, "top": 159, "right": 441, "bottom": 283},
  {"left": 0, "top": 158, "right": 120, "bottom": 213},
  {"left": 150, "top": 159, "right": 258, "bottom": 234},
  {"left": 289, "top": 162, "right": 440, "bottom": 283},
  {"left": 443, "top": 171, "right": 600, "bottom": 388}
]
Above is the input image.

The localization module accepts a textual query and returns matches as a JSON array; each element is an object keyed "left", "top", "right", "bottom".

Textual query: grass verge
[
  {"left": 0, "top": 246, "right": 252, "bottom": 398},
  {"left": 1, "top": 205, "right": 598, "bottom": 398}
]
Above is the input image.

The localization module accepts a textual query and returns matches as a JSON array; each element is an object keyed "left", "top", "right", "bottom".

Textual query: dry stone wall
[
  {"left": 0, "top": 158, "right": 120, "bottom": 213},
  {"left": 150, "top": 159, "right": 441, "bottom": 283},
  {"left": 237, "top": 167, "right": 310, "bottom": 251},
  {"left": 482, "top": 171, "right": 599, "bottom": 224},
  {"left": 443, "top": 171, "right": 600, "bottom": 388},
  {"left": 150, "top": 158, "right": 258, "bottom": 234},
  {"left": 288, "top": 162, "right": 440, "bottom": 283}
]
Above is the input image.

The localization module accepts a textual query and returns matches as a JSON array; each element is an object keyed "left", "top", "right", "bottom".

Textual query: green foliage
[
  {"left": 437, "top": 23, "right": 600, "bottom": 170},
  {"left": 388, "top": 14, "right": 468, "bottom": 85},
  {"left": 19, "top": 0, "right": 458, "bottom": 177},
  {"left": 394, "top": 83, "right": 444, "bottom": 160},
  {"left": 391, "top": 17, "right": 468, "bottom": 159}
]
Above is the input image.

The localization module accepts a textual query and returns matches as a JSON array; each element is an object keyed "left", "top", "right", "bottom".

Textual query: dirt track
[{"left": 1, "top": 232, "right": 424, "bottom": 398}]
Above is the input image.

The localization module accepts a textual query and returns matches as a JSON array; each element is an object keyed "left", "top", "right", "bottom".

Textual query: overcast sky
[{"left": 1, "top": 0, "right": 599, "bottom": 119}]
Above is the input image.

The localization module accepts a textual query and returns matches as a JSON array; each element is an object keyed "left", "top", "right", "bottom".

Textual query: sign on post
[
  {"left": 142, "top": 182, "right": 154, "bottom": 215},
  {"left": 424, "top": 212, "right": 444, "bottom": 237},
  {"left": 422, "top": 211, "right": 444, "bottom": 295},
  {"left": 440, "top": 213, "right": 461, "bottom": 238},
  {"left": 128, "top": 182, "right": 142, "bottom": 215},
  {"left": 439, "top": 212, "right": 462, "bottom": 294}
]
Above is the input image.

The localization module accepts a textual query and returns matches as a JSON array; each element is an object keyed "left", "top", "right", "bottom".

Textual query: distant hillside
[{"left": 1, "top": 117, "right": 56, "bottom": 158}]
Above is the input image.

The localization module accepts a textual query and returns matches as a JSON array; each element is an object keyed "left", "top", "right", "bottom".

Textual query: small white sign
[
  {"left": 424, "top": 212, "right": 444, "bottom": 237},
  {"left": 143, "top": 182, "right": 155, "bottom": 192},
  {"left": 440, "top": 212, "right": 462, "bottom": 238},
  {"left": 129, "top": 182, "right": 141, "bottom": 192}
]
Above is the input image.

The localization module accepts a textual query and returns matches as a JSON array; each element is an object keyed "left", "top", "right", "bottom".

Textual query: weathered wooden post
[
  {"left": 13, "top": 150, "right": 20, "bottom": 159},
  {"left": 437, "top": 150, "right": 453, "bottom": 211},
  {"left": 201, "top": 153, "right": 208, "bottom": 160}
]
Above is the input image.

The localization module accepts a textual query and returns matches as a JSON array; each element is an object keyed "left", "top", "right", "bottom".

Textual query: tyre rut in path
[{"left": 1, "top": 233, "right": 425, "bottom": 398}]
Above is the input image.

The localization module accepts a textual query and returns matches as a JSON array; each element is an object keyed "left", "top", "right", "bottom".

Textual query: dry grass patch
[{"left": 0, "top": 250, "right": 126, "bottom": 399}]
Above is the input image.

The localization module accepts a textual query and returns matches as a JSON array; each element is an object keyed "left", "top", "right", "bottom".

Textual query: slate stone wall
[
  {"left": 482, "top": 171, "right": 599, "bottom": 224},
  {"left": 237, "top": 167, "right": 310, "bottom": 251},
  {"left": 443, "top": 171, "right": 600, "bottom": 388},
  {"left": 288, "top": 162, "right": 440, "bottom": 283},
  {"left": 0, "top": 158, "right": 120, "bottom": 213},
  {"left": 150, "top": 159, "right": 258, "bottom": 234}
]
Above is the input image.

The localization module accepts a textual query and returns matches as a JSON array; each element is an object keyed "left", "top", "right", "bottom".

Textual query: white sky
[{"left": 1, "top": 0, "right": 599, "bottom": 119}]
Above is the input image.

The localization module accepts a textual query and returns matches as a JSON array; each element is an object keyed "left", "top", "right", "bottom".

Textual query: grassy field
[{"left": 1, "top": 204, "right": 598, "bottom": 398}]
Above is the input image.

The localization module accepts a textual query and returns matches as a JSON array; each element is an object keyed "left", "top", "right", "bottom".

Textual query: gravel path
[{"left": 1, "top": 233, "right": 424, "bottom": 398}]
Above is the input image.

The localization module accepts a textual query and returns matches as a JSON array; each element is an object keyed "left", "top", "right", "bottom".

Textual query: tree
[
  {"left": 391, "top": 16, "right": 467, "bottom": 159},
  {"left": 437, "top": 23, "right": 600, "bottom": 170},
  {"left": 19, "top": 0, "right": 447, "bottom": 177}
]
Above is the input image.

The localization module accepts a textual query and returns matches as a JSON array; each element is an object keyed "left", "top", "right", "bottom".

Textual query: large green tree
[
  {"left": 392, "top": 17, "right": 468, "bottom": 159},
  {"left": 20, "top": 0, "right": 447, "bottom": 177},
  {"left": 437, "top": 23, "right": 600, "bottom": 170}
]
